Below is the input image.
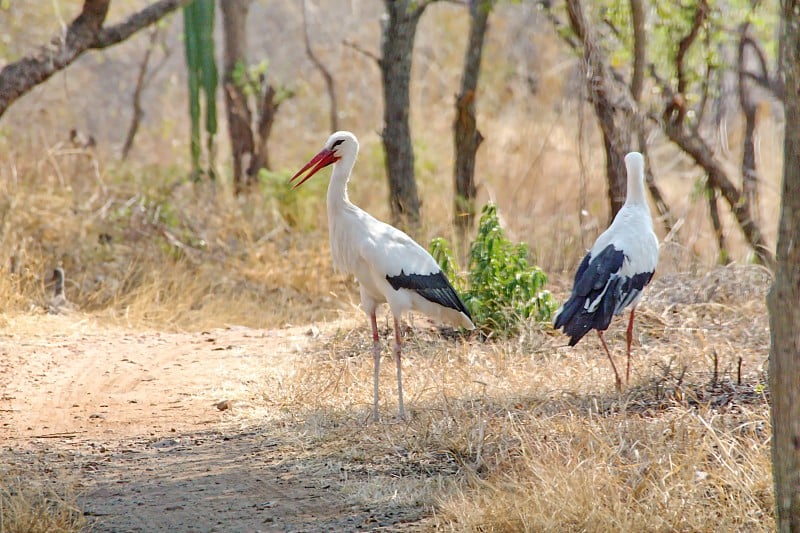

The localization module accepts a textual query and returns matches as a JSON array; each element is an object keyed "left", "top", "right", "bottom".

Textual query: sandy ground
[{"left": 0, "top": 314, "right": 428, "bottom": 532}]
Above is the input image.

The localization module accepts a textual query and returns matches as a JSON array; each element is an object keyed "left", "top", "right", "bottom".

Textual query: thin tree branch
[
  {"left": 692, "top": 25, "right": 714, "bottom": 133},
  {"left": 541, "top": 4, "right": 580, "bottom": 51},
  {"left": 342, "top": 39, "right": 381, "bottom": 66},
  {"left": 707, "top": 184, "right": 730, "bottom": 264},
  {"left": 142, "top": 30, "right": 172, "bottom": 88},
  {"left": 630, "top": 0, "right": 646, "bottom": 103},
  {"left": 742, "top": 33, "right": 770, "bottom": 79},
  {"left": 302, "top": 0, "right": 338, "bottom": 132},
  {"left": 92, "top": 0, "right": 190, "bottom": 48},
  {"left": 740, "top": 31, "right": 785, "bottom": 99},
  {"left": 671, "top": 0, "right": 708, "bottom": 126},
  {"left": 122, "top": 26, "right": 161, "bottom": 160}
]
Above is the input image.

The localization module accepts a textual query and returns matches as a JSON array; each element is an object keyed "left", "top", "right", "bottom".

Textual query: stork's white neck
[
  {"left": 324, "top": 141, "right": 361, "bottom": 275},
  {"left": 624, "top": 152, "right": 647, "bottom": 208},
  {"left": 326, "top": 148, "right": 357, "bottom": 210}
]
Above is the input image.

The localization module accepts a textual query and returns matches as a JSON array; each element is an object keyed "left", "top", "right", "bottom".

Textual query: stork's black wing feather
[
  {"left": 573, "top": 245, "right": 625, "bottom": 297},
  {"left": 386, "top": 270, "right": 472, "bottom": 319},
  {"left": 554, "top": 244, "right": 627, "bottom": 345},
  {"left": 572, "top": 252, "right": 592, "bottom": 287}
]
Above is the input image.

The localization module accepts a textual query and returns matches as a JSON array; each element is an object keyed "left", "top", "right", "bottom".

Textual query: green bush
[{"left": 430, "top": 203, "right": 556, "bottom": 337}]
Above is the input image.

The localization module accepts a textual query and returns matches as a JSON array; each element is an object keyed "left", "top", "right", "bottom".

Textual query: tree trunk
[
  {"left": 380, "top": 0, "right": 428, "bottom": 230},
  {"left": 768, "top": 3, "right": 800, "bottom": 530},
  {"left": 248, "top": 81, "right": 278, "bottom": 175},
  {"left": 565, "top": 0, "right": 631, "bottom": 220},
  {"left": 738, "top": 25, "right": 762, "bottom": 223},
  {"left": 220, "top": 0, "right": 254, "bottom": 192},
  {"left": 453, "top": 0, "right": 491, "bottom": 239},
  {"left": 600, "top": 135, "right": 628, "bottom": 218},
  {"left": 707, "top": 185, "right": 730, "bottom": 264},
  {"left": 630, "top": 0, "right": 674, "bottom": 235},
  {"left": 0, "top": 0, "right": 190, "bottom": 120}
]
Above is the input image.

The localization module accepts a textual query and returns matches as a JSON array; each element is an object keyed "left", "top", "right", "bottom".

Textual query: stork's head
[
  {"left": 290, "top": 131, "right": 359, "bottom": 188},
  {"left": 624, "top": 152, "right": 645, "bottom": 181}
]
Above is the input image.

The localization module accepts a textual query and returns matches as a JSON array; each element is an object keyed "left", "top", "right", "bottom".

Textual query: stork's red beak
[{"left": 290, "top": 148, "right": 339, "bottom": 189}]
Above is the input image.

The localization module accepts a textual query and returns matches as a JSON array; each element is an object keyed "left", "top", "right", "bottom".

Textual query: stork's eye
[{"left": 332, "top": 139, "right": 345, "bottom": 149}]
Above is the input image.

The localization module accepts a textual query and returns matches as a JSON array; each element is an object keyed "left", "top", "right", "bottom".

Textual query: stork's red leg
[
  {"left": 625, "top": 308, "right": 636, "bottom": 384},
  {"left": 597, "top": 330, "right": 622, "bottom": 392},
  {"left": 370, "top": 310, "right": 381, "bottom": 422},
  {"left": 393, "top": 315, "right": 405, "bottom": 420}
]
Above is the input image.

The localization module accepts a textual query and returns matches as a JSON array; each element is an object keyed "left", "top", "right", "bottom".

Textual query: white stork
[
  {"left": 290, "top": 131, "right": 475, "bottom": 421},
  {"left": 554, "top": 152, "right": 659, "bottom": 391}
]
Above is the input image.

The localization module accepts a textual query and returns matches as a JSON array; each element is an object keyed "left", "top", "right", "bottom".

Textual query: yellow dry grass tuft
[
  {"left": 0, "top": 144, "right": 353, "bottom": 330},
  {"left": 436, "top": 402, "right": 771, "bottom": 531},
  {"left": 0, "top": 468, "right": 85, "bottom": 533}
]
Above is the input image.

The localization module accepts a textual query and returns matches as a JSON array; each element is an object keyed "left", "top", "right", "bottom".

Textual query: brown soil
[{"left": 0, "top": 315, "right": 428, "bottom": 532}]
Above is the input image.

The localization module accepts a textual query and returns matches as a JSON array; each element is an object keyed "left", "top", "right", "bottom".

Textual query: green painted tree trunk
[{"left": 183, "top": 0, "right": 217, "bottom": 179}]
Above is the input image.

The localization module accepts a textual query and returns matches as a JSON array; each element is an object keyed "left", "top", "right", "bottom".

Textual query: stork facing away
[
  {"left": 291, "top": 131, "right": 475, "bottom": 422},
  {"left": 554, "top": 152, "right": 659, "bottom": 391}
]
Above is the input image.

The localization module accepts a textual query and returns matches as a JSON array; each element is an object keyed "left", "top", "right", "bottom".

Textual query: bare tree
[
  {"left": 654, "top": 0, "right": 774, "bottom": 266},
  {"left": 768, "top": 4, "right": 800, "bottom": 530},
  {"left": 380, "top": 0, "right": 435, "bottom": 230},
  {"left": 630, "top": 0, "right": 675, "bottom": 234},
  {"left": 0, "top": 0, "right": 190, "bottom": 120},
  {"left": 221, "top": 0, "right": 254, "bottom": 190},
  {"left": 122, "top": 26, "right": 169, "bottom": 160},
  {"left": 302, "top": 0, "right": 338, "bottom": 133},
  {"left": 738, "top": 23, "right": 772, "bottom": 223},
  {"left": 453, "top": 0, "right": 492, "bottom": 240},
  {"left": 545, "top": 0, "right": 674, "bottom": 230},
  {"left": 220, "top": 0, "right": 286, "bottom": 193},
  {"left": 565, "top": 0, "right": 632, "bottom": 220}
]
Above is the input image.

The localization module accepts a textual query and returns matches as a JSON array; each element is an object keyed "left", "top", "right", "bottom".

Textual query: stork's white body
[
  {"left": 293, "top": 131, "right": 474, "bottom": 421},
  {"left": 554, "top": 152, "right": 658, "bottom": 390},
  {"left": 328, "top": 202, "right": 474, "bottom": 329}
]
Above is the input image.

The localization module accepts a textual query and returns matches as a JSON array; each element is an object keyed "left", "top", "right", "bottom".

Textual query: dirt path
[{"left": 1, "top": 315, "right": 427, "bottom": 532}]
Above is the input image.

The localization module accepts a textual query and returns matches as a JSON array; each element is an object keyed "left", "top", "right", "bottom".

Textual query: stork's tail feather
[
  {"left": 386, "top": 270, "right": 472, "bottom": 321},
  {"left": 453, "top": 309, "right": 476, "bottom": 330},
  {"left": 554, "top": 293, "right": 616, "bottom": 346}
]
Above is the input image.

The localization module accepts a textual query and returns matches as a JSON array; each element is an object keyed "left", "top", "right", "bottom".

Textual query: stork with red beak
[{"left": 291, "top": 131, "right": 475, "bottom": 422}]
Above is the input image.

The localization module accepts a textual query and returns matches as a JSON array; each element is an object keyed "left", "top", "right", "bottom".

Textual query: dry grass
[
  {"left": 0, "top": 146, "right": 354, "bottom": 330},
  {"left": 207, "top": 266, "right": 773, "bottom": 532},
  {"left": 0, "top": 468, "right": 85, "bottom": 533}
]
